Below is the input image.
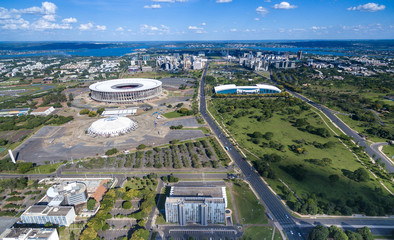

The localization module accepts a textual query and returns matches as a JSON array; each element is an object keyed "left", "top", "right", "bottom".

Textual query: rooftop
[
  {"left": 3, "top": 228, "right": 57, "bottom": 240},
  {"left": 22, "top": 205, "right": 74, "bottom": 217}
]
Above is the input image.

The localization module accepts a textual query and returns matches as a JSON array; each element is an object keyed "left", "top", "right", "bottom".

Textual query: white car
[{"left": 290, "top": 230, "right": 294, "bottom": 235}]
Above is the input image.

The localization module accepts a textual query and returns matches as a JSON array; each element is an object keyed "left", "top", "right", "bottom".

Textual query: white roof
[
  {"left": 102, "top": 109, "right": 137, "bottom": 116},
  {"left": 89, "top": 78, "right": 162, "bottom": 93},
  {"left": 214, "top": 84, "right": 281, "bottom": 92},
  {"left": 88, "top": 117, "right": 137, "bottom": 136}
]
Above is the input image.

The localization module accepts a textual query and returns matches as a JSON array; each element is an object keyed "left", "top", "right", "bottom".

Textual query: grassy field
[
  {"left": 232, "top": 181, "right": 268, "bottom": 224},
  {"left": 241, "top": 226, "right": 282, "bottom": 240},
  {"left": 336, "top": 114, "right": 388, "bottom": 143},
  {"left": 163, "top": 111, "right": 183, "bottom": 119},
  {"left": 226, "top": 186, "right": 236, "bottom": 222},
  {"left": 382, "top": 145, "right": 394, "bottom": 160},
  {"left": 27, "top": 162, "right": 63, "bottom": 174},
  {"left": 210, "top": 98, "right": 393, "bottom": 215}
]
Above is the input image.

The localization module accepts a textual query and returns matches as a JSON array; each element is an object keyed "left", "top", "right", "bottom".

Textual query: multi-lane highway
[{"left": 199, "top": 63, "right": 394, "bottom": 239}]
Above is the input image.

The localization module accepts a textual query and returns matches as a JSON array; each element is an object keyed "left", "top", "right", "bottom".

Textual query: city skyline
[{"left": 0, "top": 0, "right": 393, "bottom": 41}]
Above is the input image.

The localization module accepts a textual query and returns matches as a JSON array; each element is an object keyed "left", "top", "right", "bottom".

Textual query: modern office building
[
  {"left": 1, "top": 228, "right": 59, "bottom": 240},
  {"left": 89, "top": 78, "right": 162, "bottom": 103},
  {"left": 214, "top": 84, "right": 281, "bottom": 95},
  {"left": 46, "top": 182, "right": 88, "bottom": 206},
  {"left": 21, "top": 205, "right": 76, "bottom": 226},
  {"left": 165, "top": 185, "right": 227, "bottom": 226}
]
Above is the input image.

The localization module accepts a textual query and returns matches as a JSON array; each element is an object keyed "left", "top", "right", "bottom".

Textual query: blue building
[{"left": 214, "top": 84, "right": 281, "bottom": 95}]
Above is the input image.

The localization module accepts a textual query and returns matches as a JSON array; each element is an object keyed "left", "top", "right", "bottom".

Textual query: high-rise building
[
  {"left": 297, "top": 50, "right": 303, "bottom": 60},
  {"left": 165, "top": 185, "right": 227, "bottom": 226}
]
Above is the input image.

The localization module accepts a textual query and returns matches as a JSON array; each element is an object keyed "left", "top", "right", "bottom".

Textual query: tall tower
[{"left": 8, "top": 149, "right": 16, "bottom": 164}]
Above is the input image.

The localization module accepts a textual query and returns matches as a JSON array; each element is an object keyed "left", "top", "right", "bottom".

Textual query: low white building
[
  {"left": 31, "top": 106, "right": 55, "bottom": 116},
  {"left": 21, "top": 205, "right": 76, "bottom": 226},
  {"left": 2, "top": 228, "right": 59, "bottom": 240}
]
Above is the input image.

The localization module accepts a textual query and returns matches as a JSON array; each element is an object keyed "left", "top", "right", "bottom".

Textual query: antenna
[{"left": 8, "top": 149, "right": 16, "bottom": 164}]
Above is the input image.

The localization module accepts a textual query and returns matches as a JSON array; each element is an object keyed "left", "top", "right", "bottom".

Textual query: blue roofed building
[{"left": 214, "top": 84, "right": 281, "bottom": 95}]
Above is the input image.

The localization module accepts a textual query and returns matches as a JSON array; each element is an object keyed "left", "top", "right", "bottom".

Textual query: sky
[{"left": 0, "top": 0, "right": 393, "bottom": 41}]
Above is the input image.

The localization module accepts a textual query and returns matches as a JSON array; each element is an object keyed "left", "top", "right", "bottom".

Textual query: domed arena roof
[{"left": 88, "top": 116, "right": 137, "bottom": 137}]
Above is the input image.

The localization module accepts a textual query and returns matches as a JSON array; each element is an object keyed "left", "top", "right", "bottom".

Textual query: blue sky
[{"left": 0, "top": 0, "right": 393, "bottom": 41}]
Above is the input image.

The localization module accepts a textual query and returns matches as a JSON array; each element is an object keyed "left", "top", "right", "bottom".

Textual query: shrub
[
  {"left": 80, "top": 109, "right": 90, "bottom": 115},
  {"left": 122, "top": 201, "right": 132, "bottom": 209}
]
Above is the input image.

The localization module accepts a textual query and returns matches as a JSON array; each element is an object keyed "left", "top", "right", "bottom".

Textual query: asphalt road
[{"left": 200, "top": 63, "right": 394, "bottom": 239}]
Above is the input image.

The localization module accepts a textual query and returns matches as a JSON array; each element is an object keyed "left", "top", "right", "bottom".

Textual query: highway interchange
[{"left": 199, "top": 63, "right": 394, "bottom": 239}]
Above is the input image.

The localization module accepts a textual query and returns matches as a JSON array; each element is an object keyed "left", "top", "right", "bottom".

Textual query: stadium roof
[{"left": 89, "top": 78, "right": 162, "bottom": 93}]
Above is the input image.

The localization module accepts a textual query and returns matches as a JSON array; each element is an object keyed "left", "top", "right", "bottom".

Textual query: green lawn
[
  {"left": 241, "top": 226, "right": 282, "bottom": 240},
  {"left": 225, "top": 186, "right": 236, "bottom": 222},
  {"left": 336, "top": 114, "right": 388, "bottom": 143},
  {"left": 232, "top": 181, "right": 268, "bottom": 224},
  {"left": 163, "top": 111, "right": 183, "bottom": 119},
  {"left": 123, "top": 178, "right": 156, "bottom": 191},
  {"left": 210, "top": 98, "right": 393, "bottom": 216},
  {"left": 382, "top": 145, "right": 394, "bottom": 160},
  {"left": 27, "top": 162, "right": 63, "bottom": 174}
]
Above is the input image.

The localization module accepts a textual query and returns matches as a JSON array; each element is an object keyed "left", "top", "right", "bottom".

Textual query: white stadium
[
  {"left": 89, "top": 78, "right": 162, "bottom": 103},
  {"left": 88, "top": 116, "right": 137, "bottom": 137}
]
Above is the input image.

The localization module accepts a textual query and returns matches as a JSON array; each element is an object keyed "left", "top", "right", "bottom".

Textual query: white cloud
[
  {"left": 152, "top": 0, "right": 188, "bottom": 2},
  {"left": 230, "top": 28, "right": 237, "bottom": 32},
  {"left": 31, "top": 19, "right": 72, "bottom": 30},
  {"left": 144, "top": 4, "right": 162, "bottom": 9},
  {"left": 0, "top": 18, "right": 30, "bottom": 30},
  {"left": 216, "top": 0, "right": 232, "bottom": 3},
  {"left": 201, "top": 22, "right": 206, "bottom": 26},
  {"left": 62, "top": 17, "right": 77, "bottom": 23},
  {"left": 256, "top": 6, "right": 269, "bottom": 15},
  {"left": 0, "top": 7, "right": 17, "bottom": 19},
  {"left": 79, "top": 22, "right": 93, "bottom": 30},
  {"left": 264, "top": 0, "right": 272, "bottom": 2},
  {"left": 140, "top": 24, "right": 169, "bottom": 33},
  {"left": 311, "top": 26, "right": 327, "bottom": 30},
  {"left": 19, "top": 2, "right": 57, "bottom": 15},
  {"left": 195, "top": 30, "right": 207, "bottom": 34},
  {"left": 116, "top": 27, "right": 124, "bottom": 31},
  {"left": 96, "top": 25, "right": 106, "bottom": 31},
  {"left": 254, "top": 17, "right": 260, "bottom": 21},
  {"left": 42, "top": 14, "right": 56, "bottom": 21},
  {"left": 273, "top": 2, "right": 297, "bottom": 9},
  {"left": 347, "top": 3, "right": 385, "bottom": 12},
  {"left": 188, "top": 25, "right": 203, "bottom": 30}
]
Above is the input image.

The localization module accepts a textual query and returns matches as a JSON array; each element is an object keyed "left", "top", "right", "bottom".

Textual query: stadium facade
[
  {"left": 165, "top": 185, "right": 227, "bottom": 226},
  {"left": 89, "top": 78, "right": 162, "bottom": 103},
  {"left": 214, "top": 84, "right": 281, "bottom": 95}
]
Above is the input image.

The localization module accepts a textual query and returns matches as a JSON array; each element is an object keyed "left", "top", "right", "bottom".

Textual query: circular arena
[
  {"left": 89, "top": 78, "right": 162, "bottom": 103},
  {"left": 88, "top": 116, "right": 137, "bottom": 137}
]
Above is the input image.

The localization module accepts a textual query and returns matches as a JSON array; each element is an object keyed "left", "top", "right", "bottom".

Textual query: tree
[
  {"left": 122, "top": 189, "right": 138, "bottom": 201},
  {"left": 17, "top": 162, "right": 34, "bottom": 174},
  {"left": 353, "top": 168, "right": 369, "bottom": 182},
  {"left": 88, "top": 111, "right": 97, "bottom": 117},
  {"left": 87, "top": 198, "right": 96, "bottom": 211},
  {"left": 356, "top": 227, "right": 373, "bottom": 240},
  {"left": 80, "top": 109, "right": 90, "bottom": 115},
  {"left": 329, "top": 174, "right": 340, "bottom": 183},
  {"left": 105, "top": 148, "right": 118, "bottom": 155},
  {"left": 79, "top": 226, "right": 97, "bottom": 240},
  {"left": 308, "top": 225, "right": 329, "bottom": 240},
  {"left": 130, "top": 229, "right": 149, "bottom": 240},
  {"left": 68, "top": 93, "right": 74, "bottom": 101},
  {"left": 346, "top": 230, "right": 363, "bottom": 240},
  {"left": 137, "top": 144, "right": 147, "bottom": 150},
  {"left": 329, "top": 225, "right": 348, "bottom": 240},
  {"left": 122, "top": 201, "right": 132, "bottom": 209},
  {"left": 264, "top": 132, "right": 274, "bottom": 140},
  {"left": 97, "top": 107, "right": 105, "bottom": 115}
]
